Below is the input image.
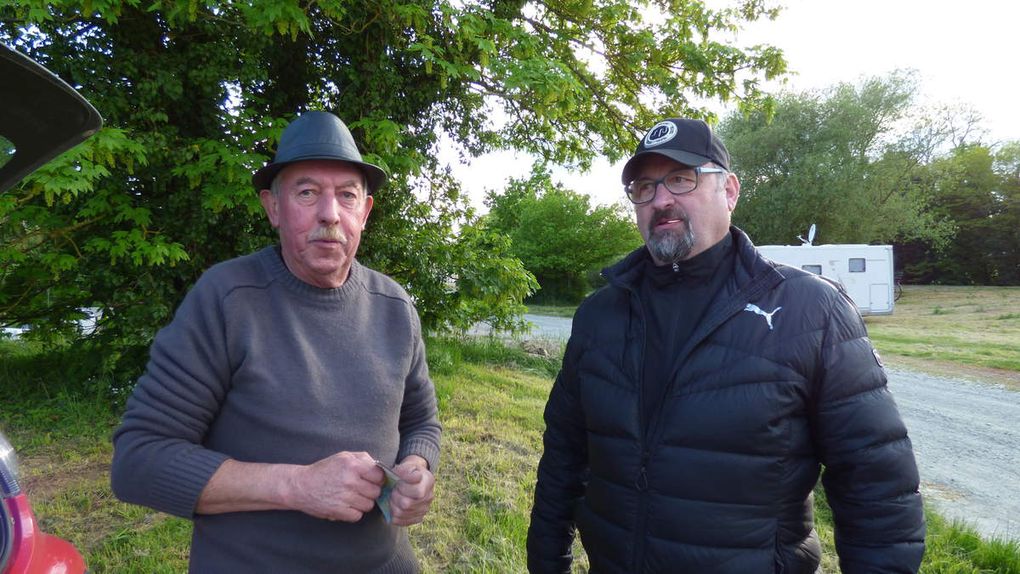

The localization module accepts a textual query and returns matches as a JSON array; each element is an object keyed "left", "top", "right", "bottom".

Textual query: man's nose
[
  {"left": 649, "top": 180, "right": 676, "bottom": 208},
  {"left": 317, "top": 192, "right": 342, "bottom": 222}
]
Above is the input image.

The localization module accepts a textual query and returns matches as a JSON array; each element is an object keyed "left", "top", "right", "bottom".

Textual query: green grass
[
  {"left": 865, "top": 285, "right": 1020, "bottom": 379},
  {"left": 524, "top": 304, "right": 577, "bottom": 318},
  {"left": 410, "top": 337, "right": 585, "bottom": 572},
  {"left": 922, "top": 514, "right": 1020, "bottom": 574},
  {"left": 3, "top": 335, "right": 1019, "bottom": 572}
]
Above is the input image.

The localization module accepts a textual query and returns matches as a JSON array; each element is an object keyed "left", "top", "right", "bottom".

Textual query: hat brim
[
  {"left": 252, "top": 158, "right": 387, "bottom": 194},
  {"left": 620, "top": 149, "right": 713, "bottom": 184}
]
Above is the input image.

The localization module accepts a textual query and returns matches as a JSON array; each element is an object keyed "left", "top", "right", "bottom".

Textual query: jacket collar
[
  {"left": 604, "top": 226, "right": 779, "bottom": 292},
  {"left": 602, "top": 243, "right": 653, "bottom": 290}
]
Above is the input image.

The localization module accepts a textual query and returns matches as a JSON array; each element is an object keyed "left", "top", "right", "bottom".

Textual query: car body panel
[
  {"left": 0, "top": 43, "right": 103, "bottom": 193},
  {"left": 2, "top": 496, "right": 86, "bottom": 574}
]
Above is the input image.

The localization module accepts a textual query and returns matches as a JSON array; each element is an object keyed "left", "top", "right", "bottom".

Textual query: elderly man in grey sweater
[{"left": 111, "top": 112, "right": 441, "bottom": 573}]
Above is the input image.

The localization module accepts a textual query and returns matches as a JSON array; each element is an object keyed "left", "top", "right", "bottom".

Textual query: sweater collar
[{"left": 260, "top": 245, "right": 364, "bottom": 303}]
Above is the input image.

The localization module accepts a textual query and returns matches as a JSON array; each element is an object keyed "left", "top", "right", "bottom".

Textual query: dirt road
[
  {"left": 509, "top": 314, "right": 1020, "bottom": 541},
  {"left": 887, "top": 367, "right": 1020, "bottom": 541}
]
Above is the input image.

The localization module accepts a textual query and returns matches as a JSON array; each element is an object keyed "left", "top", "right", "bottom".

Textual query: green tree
[
  {"left": 900, "top": 143, "right": 1020, "bottom": 285},
  {"left": 0, "top": 0, "right": 785, "bottom": 381},
  {"left": 991, "top": 143, "right": 1020, "bottom": 283},
  {"left": 719, "top": 72, "right": 952, "bottom": 247},
  {"left": 486, "top": 166, "right": 641, "bottom": 303}
]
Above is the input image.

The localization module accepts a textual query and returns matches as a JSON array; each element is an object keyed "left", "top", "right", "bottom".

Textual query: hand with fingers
[
  {"left": 288, "top": 451, "right": 385, "bottom": 522},
  {"left": 388, "top": 455, "right": 436, "bottom": 526}
]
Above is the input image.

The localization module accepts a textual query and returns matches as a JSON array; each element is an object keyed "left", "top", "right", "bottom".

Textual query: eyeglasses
[{"left": 624, "top": 167, "right": 727, "bottom": 204}]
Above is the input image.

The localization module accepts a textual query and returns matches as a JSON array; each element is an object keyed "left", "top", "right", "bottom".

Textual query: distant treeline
[{"left": 720, "top": 72, "right": 1019, "bottom": 286}]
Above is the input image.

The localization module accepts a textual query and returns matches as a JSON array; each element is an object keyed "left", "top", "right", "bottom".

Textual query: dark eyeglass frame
[{"left": 624, "top": 166, "right": 727, "bottom": 204}]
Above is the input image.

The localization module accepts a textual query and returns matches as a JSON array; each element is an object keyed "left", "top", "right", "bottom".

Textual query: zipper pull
[{"left": 636, "top": 450, "right": 650, "bottom": 491}]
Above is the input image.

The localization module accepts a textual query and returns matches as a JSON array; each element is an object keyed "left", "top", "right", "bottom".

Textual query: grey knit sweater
[{"left": 111, "top": 246, "right": 441, "bottom": 573}]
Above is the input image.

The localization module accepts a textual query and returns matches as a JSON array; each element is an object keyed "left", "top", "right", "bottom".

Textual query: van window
[
  {"left": 802, "top": 265, "right": 822, "bottom": 275},
  {"left": 849, "top": 258, "right": 866, "bottom": 272}
]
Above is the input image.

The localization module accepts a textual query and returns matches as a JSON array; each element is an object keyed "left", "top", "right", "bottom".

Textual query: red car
[
  {"left": 1, "top": 43, "right": 100, "bottom": 574},
  {"left": 1, "top": 432, "right": 86, "bottom": 573}
]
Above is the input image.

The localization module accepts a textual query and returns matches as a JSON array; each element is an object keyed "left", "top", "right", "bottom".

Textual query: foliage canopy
[
  {"left": 899, "top": 143, "right": 1020, "bottom": 284},
  {"left": 485, "top": 166, "right": 641, "bottom": 303},
  {"left": 719, "top": 72, "right": 954, "bottom": 247},
  {"left": 0, "top": 0, "right": 785, "bottom": 379},
  {"left": 717, "top": 71, "right": 1019, "bottom": 285}
]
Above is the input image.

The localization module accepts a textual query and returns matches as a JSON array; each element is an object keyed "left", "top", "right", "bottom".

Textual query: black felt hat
[
  {"left": 252, "top": 111, "right": 387, "bottom": 193},
  {"left": 621, "top": 118, "right": 730, "bottom": 183}
]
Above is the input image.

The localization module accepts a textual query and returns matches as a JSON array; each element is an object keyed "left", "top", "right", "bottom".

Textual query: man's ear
[
  {"left": 259, "top": 189, "right": 279, "bottom": 228},
  {"left": 360, "top": 194, "right": 374, "bottom": 229},
  {"left": 725, "top": 173, "right": 740, "bottom": 212}
]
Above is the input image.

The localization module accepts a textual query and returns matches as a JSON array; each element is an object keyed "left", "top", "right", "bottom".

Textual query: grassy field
[
  {"left": 522, "top": 304, "right": 577, "bottom": 318},
  {"left": 865, "top": 285, "right": 1020, "bottom": 386},
  {"left": 2, "top": 285, "right": 1020, "bottom": 572}
]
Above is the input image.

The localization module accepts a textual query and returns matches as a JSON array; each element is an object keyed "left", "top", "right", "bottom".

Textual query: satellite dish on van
[{"left": 797, "top": 224, "right": 817, "bottom": 246}]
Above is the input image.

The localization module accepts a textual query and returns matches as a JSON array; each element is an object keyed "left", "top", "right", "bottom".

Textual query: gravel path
[
  {"left": 888, "top": 367, "right": 1020, "bottom": 541},
  {"left": 486, "top": 314, "right": 1020, "bottom": 541}
]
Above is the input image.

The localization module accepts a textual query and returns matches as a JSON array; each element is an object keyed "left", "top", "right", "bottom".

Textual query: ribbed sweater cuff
[
  {"left": 398, "top": 438, "right": 440, "bottom": 474},
  {"left": 151, "top": 447, "right": 230, "bottom": 519}
]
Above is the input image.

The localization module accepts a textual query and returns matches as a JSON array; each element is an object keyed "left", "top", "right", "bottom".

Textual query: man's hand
[
  {"left": 388, "top": 455, "right": 435, "bottom": 526},
  {"left": 286, "top": 451, "right": 384, "bottom": 522}
]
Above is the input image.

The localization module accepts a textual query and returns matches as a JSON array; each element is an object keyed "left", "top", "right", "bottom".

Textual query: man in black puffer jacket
[{"left": 527, "top": 118, "right": 925, "bottom": 573}]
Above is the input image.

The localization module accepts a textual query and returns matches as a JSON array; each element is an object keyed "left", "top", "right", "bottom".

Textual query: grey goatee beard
[{"left": 646, "top": 208, "right": 695, "bottom": 264}]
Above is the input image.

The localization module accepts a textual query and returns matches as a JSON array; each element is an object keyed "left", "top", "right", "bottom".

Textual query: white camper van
[{"left": 758, "top": 227, "right": 895, "bottom": 315}]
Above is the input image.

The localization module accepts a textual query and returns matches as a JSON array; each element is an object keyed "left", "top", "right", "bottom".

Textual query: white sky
[{"left": 449, "top": 0, "right": 1020, "bottom": 212}]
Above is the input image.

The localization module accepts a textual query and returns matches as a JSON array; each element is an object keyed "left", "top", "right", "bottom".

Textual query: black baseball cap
[{"left": 621, "top": 118, "right": 730, "bottom": 184}]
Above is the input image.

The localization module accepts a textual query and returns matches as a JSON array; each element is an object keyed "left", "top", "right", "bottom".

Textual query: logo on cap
[{"left": 644, "top": 121, "right": 678, "bottom": 148}]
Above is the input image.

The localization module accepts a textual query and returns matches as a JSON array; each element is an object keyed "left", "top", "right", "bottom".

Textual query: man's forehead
[{"left": 279, "top": 160, "right": 365, "bottom": 186}]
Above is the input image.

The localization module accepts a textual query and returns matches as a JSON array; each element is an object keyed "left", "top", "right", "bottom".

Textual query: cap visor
[{"left": 621, "top": 150, "right": 713, "bottom": 183}]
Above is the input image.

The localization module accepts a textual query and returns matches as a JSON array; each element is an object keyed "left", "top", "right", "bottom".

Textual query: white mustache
[{"left": 307, "top": 226, "right": 347, "bottom": 243}]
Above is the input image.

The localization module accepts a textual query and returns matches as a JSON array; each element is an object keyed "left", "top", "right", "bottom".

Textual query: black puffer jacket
[{"left": 527, "top": 228, "right": 925, "bottom": 573}]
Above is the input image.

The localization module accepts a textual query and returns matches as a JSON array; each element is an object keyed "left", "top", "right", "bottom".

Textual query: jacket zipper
[
  {"left": 632, "top": 292, "right": 650, "bottom": 572},
  {"left": 632, "top": 448, "right": 650, "bottom": 571},
  {"left": 630, "top": 275, "right": 774, "bottom": 571},
  {"left": 609, "top": 239, "right": 785, "bottom": 571}
]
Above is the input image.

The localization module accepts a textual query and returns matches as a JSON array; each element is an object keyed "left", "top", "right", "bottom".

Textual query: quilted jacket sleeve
[
  {"left": 527, "top": 334, "right": 589, "bottom": 574},
  {"left": 813, "top": 292, "right": 926, "bottom": 573}
]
